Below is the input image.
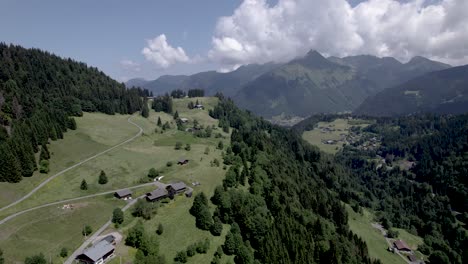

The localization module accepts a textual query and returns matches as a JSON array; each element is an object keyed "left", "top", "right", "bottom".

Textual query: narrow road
[
  {"left": 372, "top": 223, "right": 411, "bottom": 264},
  {"left": 64, "top": 195, "right": 144, "bottom": 264},
  {"left": 0, "top": 182, "right": 156, "bottom": 225},
  {"left": 0, "top": 116, "right": 143, "bottom": 213}
]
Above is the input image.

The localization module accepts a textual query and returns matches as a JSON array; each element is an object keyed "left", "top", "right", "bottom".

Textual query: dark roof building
[
  {"left": 146, "top": 188, "right": 168, "bottom": 202},
  {"left": 394, "top": 240, "right": 412, "bottom": 252},
  {"left": 170, "top": 182, "right": 187, "bottom": 193},
  {"left": 76, "top": 240, "right": 115, "bottom": 264},
  {"left": 114, "top": 189, "right": 132, "bottom": 199},
  {"left": 178, "top": 158, "right": 189, "bottom": 165},
  {"left": 408, "top": 255, "right": 418, "bottom": 262}
]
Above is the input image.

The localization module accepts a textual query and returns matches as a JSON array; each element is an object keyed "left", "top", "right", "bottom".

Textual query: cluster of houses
[
  {"left": 318, "top": 124, "right": 381, "bottom": 151},
  {"left": 146, "top": 181, "right": 192, "bottom": 201}
]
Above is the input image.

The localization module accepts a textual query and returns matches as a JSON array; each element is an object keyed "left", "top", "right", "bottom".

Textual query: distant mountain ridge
[
  {"left": 128, "top": 51, "right": 451, "bottom": 118},
  {"left": 355, "top": 65, "right": 468, "bottom": 116}
]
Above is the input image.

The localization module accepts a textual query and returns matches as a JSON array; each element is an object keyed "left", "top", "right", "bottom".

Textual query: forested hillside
[
  {"left": 294, "top": 114, "right": 468, "bottom": 263},
  {"left": 0, "top": 43, "right": 147, "bottom": 183},
  {"left": 207, "top": 97, "right": 380, "bottom": 264}
]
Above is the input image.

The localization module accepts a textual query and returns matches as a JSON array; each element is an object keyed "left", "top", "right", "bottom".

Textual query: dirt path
[
  {"left": 0, "top": 182, "right": 156, "bottom": 225},
  {"left": 0, "top": 116, "right": 143, "bottom": 213}
]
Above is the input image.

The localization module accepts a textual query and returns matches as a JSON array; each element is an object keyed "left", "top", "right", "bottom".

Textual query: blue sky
[
  {"left": 1, "top": 0, "right": 466, "bottom": 81},
  {"left": 0, "top": 0, "right": 240, "bottom": 80}
]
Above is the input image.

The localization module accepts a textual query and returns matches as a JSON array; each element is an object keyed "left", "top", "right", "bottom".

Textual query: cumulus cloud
[
  {"left": 208, "top": 0, "right": 468, "bottom": 69},
  {"left": 120, "top": 59, "right": 141, "bottom": 72},
  {"left": 142, "top": 34, "right": 190, "bottom": 68}
]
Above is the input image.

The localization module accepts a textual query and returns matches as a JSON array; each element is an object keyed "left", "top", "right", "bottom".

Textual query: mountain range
[
  {"left": 127, "top": 50, "right": 451, "bottom": 118},
  {"left": 355, "top": 65, "right": 468, "bottom": 116}
]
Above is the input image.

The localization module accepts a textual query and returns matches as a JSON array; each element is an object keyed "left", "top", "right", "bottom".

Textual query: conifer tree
[
  {"left": 80, "top": 179, "right": 88, "bottom": 190},
  {"left": 173, "top": 110, "right": 179, "bottom": 120},
  {"left": 157, "top": 116, "right": 162, "bottom": 127},
  {"left": 39, "top": 143, "right": 50, "bottom": 160},
  {"left": 98, "top": 170, "right": 108, "bottom": 184}
]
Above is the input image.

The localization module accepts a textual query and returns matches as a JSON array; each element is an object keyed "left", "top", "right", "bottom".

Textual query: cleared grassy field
[
  {"left": 302, "top": 118, "right": 369, "bottom": 154},
  {"left": 346, "top": 205, "right": 406, "bottom": 264},
  {"left": 0, "top": 113, "right": 138, "bottom": 208},
  {"left": 0, "top": 97, "right": 232, "bottom": 263},
  {"left": 0, "top": 196, "right": 125, "bottom": 263}
]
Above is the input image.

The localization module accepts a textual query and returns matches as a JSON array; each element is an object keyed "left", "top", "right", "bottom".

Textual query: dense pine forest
[
  {"left": 0, "top": 44, "right": 148, "bottom": 183},
  {"left": 206, "top": 97, "right": 379, "bottom": 264},
  {"left": 294, "top": 114, "right": 468, "bottom": 263}
]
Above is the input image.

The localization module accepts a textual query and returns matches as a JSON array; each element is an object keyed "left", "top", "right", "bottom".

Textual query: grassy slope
[
  {"left": 302, "top": 119, "right": 350, "bottom": 154},
  {"left": 0, "top": 97, "right": 231, "bottom": 263},
  {"left": 0, "top": 196, "right": 125, "bottom": 263},
  {"left": 346, "top": 205, "right": 406, "bottom": 264},
  {"left": 0, "top": 113, "right": 137, "bottom": 208}
]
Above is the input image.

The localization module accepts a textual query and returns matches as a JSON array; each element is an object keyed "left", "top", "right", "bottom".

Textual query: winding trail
[
  {"left": 0, "top": 182, "right": 156, "bottom": 225},
  {"left": 0, "top": 116, "right": 143, "bottom": 213}
]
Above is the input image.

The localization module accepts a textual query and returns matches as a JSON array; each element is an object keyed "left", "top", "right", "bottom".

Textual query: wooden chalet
[
  {"left": 394, "top": 240, "right": 412, "bottom": 252},
  {"left": 114, "top": 189, "right": 132, "bottom": 199},
  {"left": 146, "top": 188, "right": 168, "bottom": 202},
  {"left": 76, "top": 240, "right": 115, "bottom": 264}
]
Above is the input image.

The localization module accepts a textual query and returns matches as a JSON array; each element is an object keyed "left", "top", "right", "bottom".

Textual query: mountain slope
[
  {"left": 329, "top": 55, "right": 451, "bottom": 92},
  {"left": 0, "top": 43, "right": 146, "bottom": 182},
  {"left": 355, "top": 65, "right": 468, "bottom": 116},
  {"left": 128, "top": 63, "right": 279, "bottom": 97},
  {"left": 234, "top": 51, "right": 378, "bottom": 118}
]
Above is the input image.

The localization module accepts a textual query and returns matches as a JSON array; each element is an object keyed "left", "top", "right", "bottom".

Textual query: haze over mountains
[
  {"left": 356, "top": 65, "right": 468, "bottom": 116},
  {"left": 128, "top": 50, "right": 451, "bottom": 118}
]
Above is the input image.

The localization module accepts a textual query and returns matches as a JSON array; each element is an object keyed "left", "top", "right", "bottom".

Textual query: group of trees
[
  {"left": 174, "top": 239, "right": 210, "bottom": 263},
  {"left": 187, "top": 89, "right": 205, "bottom": 98},
  {"left": 132, "top": 199, "right": 158, "bottom": 220},
  {"left": 0, "top": 44, "right": 148, "bottom": 183},
  {"left": 202, "top": 97, "right": 379, "bottom": 264},
  {"left": 152, "top": 94, "right": 173, "bottom": 114},
  {"left": 125, "top": 221, "right": 165, "bottom": 264}
]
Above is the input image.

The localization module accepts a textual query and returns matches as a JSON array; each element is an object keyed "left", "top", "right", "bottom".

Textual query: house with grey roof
[
  {"left": 76, "top": 240, "right": 114, "bottom": 264},
  {"left": 114, "top": 189, "right": 132, "bottom": 199},
  {"left": 146, "top": 188, "right": 168, "bottom": 202}
]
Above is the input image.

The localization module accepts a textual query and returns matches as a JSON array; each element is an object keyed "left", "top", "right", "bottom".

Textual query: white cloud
[
  {"left": 120, "top": 59, "right": 141, "bottom": 72},
  {"left": 142, "top": 34, "right": 190, "bottom": 68},
  {"left": 208, "top": 0, "right": 468, "bottom": 69}
]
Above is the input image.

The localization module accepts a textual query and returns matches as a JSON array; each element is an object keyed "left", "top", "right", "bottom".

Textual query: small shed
[
  {"left": 178, "top": 158, "right": 189, "bottom": 165},
  {"left": 76, "top": 240, "right": 115, "bottom": 264},
  {"left": 180, "top": 118, "right": 189, "bottom": 123},
  {"left": 194, "top": 104, "right": 204, "bottom": 109},
  {"left": 394, "top": 240, "right": 412, "bottom": 252},
  {"left": 185, "top": 189, "right": 193, "bottom": 198},
  {"left": 114, "top": 189, "right": 132, "bottom": 199}
]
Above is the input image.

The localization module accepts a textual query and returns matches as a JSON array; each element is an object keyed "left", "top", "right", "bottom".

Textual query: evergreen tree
[
  {"left": 98, "top": 170, "right": 108, "bottom": 184},
  {"left": 185, "top": 144, "right": 191, "bottom": 151},
  {"left": 175, "top": 142, "right": 182, "bottom": 150},
  {"left": 39, "top": 143, "right": 50, "bottom": 160},
  {"left": 0, "top": 249, "right": 3, "bottom": 264},
  {"left": 80, "top": 179, "right": 88, "bottom": 190},
  {"left": 217, "top": 141, "right": 224, "bottom": 150},
  {"left": 112, "top": 208, "right": 124, "bottom": 225},
  {"left": 156, "top": 223, "right": 164, "bottom": 235},
  {"left": 211, "top": 216, "right": 223, "bottom": 236},
  {"left": 173, "top": 110, "right": 179, "bottom": 120},
  {"left": 0, "top": 143, "right": 22, "bottom": 182},
  {"left": 157, "top": 117, "right": 162, "bottom": 127},
  {"left": 141, "top": 97, "right": 149, "bottom": 118}
]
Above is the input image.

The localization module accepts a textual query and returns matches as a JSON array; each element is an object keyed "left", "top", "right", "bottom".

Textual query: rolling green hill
[{"left": 355, "top": 65, "right": 468, "bottom": 116}]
